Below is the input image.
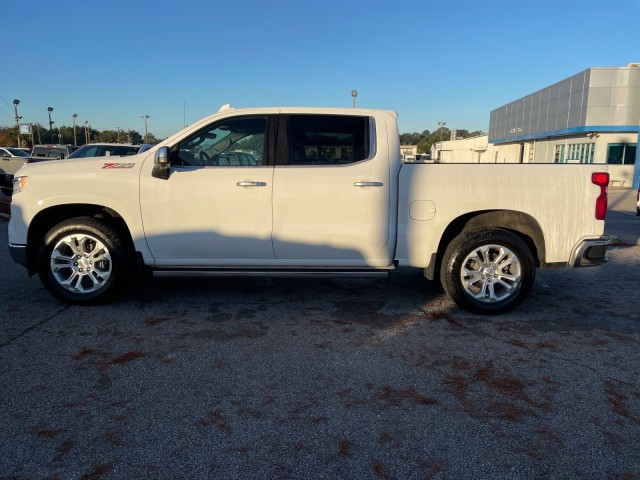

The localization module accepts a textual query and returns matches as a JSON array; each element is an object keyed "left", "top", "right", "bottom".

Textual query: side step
[{"left": 152, "top": 268, "right": 392, "bottom": 279}]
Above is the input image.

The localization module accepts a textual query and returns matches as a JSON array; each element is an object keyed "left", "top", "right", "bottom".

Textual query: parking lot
[{"left": 0, "top": 189, "right": 639, "bottom": 479}]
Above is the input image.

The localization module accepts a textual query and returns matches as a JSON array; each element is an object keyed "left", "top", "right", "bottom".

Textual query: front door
[{"left": 139, "top": 116, "right": 275, "bottom": 266}]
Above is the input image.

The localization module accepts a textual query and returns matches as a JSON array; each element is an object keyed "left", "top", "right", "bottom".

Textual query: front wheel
[
  {"left": 440, "top": 229, "right": 535, "bottom": 315},
  {"left": 38, "top": 217, "right": 131, "bottom": 304}
]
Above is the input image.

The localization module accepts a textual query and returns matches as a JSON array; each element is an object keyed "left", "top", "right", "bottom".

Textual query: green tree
[
  {"left": 401, "top": 126, "right": 486, "bottom": 152},
  {"left": 143, "top": 133, "right": 159, "bottom": 144},
  {"left": 417, "top": 137, "right": 431, "bottom": 154},
  {"left": 400, "top": 132, "right": 421, "bottom": 145},
  {"left": 0, "top": 127, "right": 16, "bottom": 146},
  {"left": 97, "top": 129, "right": 144, "bottom": 144},
  {"left": 98, "top": 130, "right": 118, "bottom": 142}
]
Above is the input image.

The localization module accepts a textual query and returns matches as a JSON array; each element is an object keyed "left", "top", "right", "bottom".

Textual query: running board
[{"left": 152, "top": 268, "right": 392, "bottom": 279}]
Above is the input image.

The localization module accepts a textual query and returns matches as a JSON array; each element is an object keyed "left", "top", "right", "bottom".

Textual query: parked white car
[{"left": 67, "top": 143, "right": 141, "bottom": 159}]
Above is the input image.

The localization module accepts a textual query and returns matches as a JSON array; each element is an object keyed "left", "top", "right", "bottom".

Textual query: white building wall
[
  {"left": 435, "top": 132, "right": 637, "bottom": 185},
  {"left": 433, "top": 135, "right": 523, "bottom": 164}
]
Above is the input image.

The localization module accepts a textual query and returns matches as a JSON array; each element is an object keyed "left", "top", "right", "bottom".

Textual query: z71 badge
[{"left": 102, "top": 163, "right": 136, "bottom": 169}]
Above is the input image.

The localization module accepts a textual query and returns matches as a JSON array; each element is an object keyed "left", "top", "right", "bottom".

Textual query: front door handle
[
  {"left": 237, "top": 181, "right": 267, "bottom": 187},
  {"left": 353, "top": 181, "right": 384, "bottom": 187}
]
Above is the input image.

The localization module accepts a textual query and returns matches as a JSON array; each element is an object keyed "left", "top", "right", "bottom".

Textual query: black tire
[
  {"left": 440, "top": 229, "right": 535, "bottom": 315},
  {"left": 38, "top": 217, "right": 131, "bottom": 304}
]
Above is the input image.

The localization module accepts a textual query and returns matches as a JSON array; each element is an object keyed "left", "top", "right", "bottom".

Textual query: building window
[
  {"left": 606, "top": 143, "right": 637, "bottom": 165},
  {"left": 554, "top": 143, "right": 594, "bottom": 163}
]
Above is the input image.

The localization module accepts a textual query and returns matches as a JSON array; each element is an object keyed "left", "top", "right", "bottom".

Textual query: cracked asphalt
[{"left": 0, "top": 202, "right": 639, "bottom": 479}]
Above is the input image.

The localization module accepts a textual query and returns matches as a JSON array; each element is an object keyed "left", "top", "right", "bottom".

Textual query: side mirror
[
  {"left": 152, "top": 146, "right": 171, "bottom": 179},
  {"left": 2, "top": 153, "right": 9, "bottom": 158}
]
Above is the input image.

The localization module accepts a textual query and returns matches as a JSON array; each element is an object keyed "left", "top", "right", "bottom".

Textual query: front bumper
[
  {"left": 569, "top": 236, "right": 611, "bottom": 267},
  {"left": 9, "top": 243, "right": 28, "bottom": 268}
]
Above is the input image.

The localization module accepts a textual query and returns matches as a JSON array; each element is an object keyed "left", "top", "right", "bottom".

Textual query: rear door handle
[
  {"left": 353, "top": 181, "right": 384, "bottom": 187},
  {"left": 237, "top": 181, "right": 267, "bottom": 187}
]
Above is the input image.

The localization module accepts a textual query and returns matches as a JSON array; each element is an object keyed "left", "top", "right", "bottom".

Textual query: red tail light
[{"left": 592, "top": 172, "right": 609, "bottom": 220}]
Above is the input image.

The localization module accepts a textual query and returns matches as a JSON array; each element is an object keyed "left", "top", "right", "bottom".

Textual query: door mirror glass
[
  {"left": 155, "top": 146, "right": 169, "bottom": 167},
  {"left": 152, "top": 146, "right": 171, "bottom": 179}
]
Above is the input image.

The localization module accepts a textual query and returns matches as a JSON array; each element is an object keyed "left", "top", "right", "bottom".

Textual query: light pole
[
  {"left": 47, "top": 107, "right": 55, "bottom": 143},
  {"left": 438, "top": 121, "right": 446, "bottom": 160},
  {"left": 84, "top": 121, "right": 89, "bottom": 143},
  {"left": 116, "top": 127, "right": 121, "bottom": 143},
  {"left": 141, "top": 115, "right": 149, "bottom": 143},
  {"left": 72, "top": 113, "right": 78, "bottom": 145},
  {"left": 351, "top": 90, "right": 357, "bottom": 109},
  {"left": 13, "top": 99, "right": 21, "bottom": 147}
]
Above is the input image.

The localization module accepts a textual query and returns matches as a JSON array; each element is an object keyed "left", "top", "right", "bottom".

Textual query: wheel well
[
  {"left": 26, "top": 204, "right": 135, "bottom": 275},
  {"left": 426, "top": 210, "right": 545, "bottom": 280}
]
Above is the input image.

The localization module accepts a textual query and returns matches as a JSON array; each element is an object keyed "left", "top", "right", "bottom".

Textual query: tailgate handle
[
  {"left": 353, "top": 181, "right": 384, "bottom": 187},
  {"left": 237, "top": 181, "right": 267, "bottom": 187}
]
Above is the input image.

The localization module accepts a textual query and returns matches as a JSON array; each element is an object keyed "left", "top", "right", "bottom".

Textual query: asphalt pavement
[
  {"left": 607, "top": 187, "right": 640, "bottom": 245},
  {"left": 0, "top": 190, "right": 639, "bottom": 479}
]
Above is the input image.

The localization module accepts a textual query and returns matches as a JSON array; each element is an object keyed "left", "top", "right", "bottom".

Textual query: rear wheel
[
  {"left": 440, "top": 229, "right": 535, "bottom": 315},
  {"left": 38, "top": 217, "right": 130, "bottom": 304}
]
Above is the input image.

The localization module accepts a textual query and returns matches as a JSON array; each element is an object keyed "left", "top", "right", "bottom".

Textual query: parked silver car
[
  {"left": 31, "top": 145, "right": 80, "bottom": 161},
  {"left": 0, "top": 147, "right": 32, "bottom": 195}
]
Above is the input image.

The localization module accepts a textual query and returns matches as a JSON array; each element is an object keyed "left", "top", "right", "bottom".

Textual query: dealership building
[{"left": 432, "top": 64, "right": 640, "bottom": 188}]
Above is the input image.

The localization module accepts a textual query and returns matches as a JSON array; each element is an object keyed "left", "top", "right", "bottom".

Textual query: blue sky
[{"left": 2, "top": 0, "right": 639, "bottom": 139}]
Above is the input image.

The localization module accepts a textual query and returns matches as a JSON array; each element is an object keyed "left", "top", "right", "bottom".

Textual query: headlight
[{"left": 12, "top": 176, "right": 29, "bottom": 194}]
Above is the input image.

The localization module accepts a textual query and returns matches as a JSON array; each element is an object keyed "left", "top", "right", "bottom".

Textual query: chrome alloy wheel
[
  {"left": 49, "top": 233, "right": 113, "bottom": 294},
  {"left": 460, "top": 244, "right": 522, "bottom": 303}
]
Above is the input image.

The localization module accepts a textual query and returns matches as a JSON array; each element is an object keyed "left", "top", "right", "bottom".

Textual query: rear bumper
[{"left": 569, "top": 236, "right": 610, "bottom": 267}]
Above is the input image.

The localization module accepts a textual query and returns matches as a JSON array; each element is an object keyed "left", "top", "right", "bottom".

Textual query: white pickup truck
[{"left": 8, "top": 106, "right": 610, "bottom": 314}]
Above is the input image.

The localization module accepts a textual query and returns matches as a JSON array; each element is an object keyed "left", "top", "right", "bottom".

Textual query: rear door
[{"left": 271, "top": 114, "right": 393, "bottom": 266}]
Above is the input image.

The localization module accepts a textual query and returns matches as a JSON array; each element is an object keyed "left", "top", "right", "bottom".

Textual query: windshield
[
  {"left": 68, "top": 144, "right": 140, "bottom": 159},
  {"left": 5, "top": 148, "right": 30, "bottom": 157}
]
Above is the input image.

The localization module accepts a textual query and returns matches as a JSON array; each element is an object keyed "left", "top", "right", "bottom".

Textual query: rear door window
[{"left": 285, "top": 115, "right": 372, "bottom": 166}]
